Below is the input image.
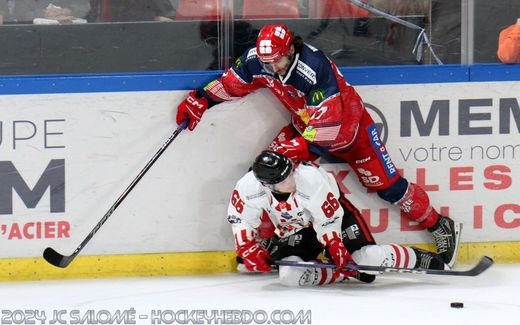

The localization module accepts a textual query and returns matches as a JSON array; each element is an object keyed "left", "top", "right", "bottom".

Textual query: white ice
[{"left": 0, "top": 263, "right": 518, "bottom": 325}]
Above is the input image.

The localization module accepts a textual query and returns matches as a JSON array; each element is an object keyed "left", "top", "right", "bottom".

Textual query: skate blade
[{"left": 447, "top": 222, "right": 463, "bottom": 268}]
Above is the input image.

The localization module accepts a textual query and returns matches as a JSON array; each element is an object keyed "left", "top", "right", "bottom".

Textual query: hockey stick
[
  {"left": 274, "top": 256, "right": 494, "bottom": 277},
  {"left": 43, "top": 120, "right": 189, "bottom": 268}
]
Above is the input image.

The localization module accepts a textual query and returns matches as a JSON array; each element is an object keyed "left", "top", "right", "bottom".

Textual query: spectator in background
[
  {"left": 0, "top": 0, "right": 8, "bottom": 24},
  {"left": 199, "top": 20, "right": 259, "bottom": 70},
  {"left": 85, "top": 0, "right": 175, "bottom": 22},
  {"left": 7, "top": 0, "right": 86, "bottom": 24},
  {"left": 497, "top": 18, "right": 520, "bottom": 64},
  {"left": 34, "top": 4, "right": 88, "bottom": 24}
]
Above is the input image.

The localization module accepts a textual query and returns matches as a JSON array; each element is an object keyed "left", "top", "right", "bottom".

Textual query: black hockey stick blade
[
  {"left": 43, "top": 247, "right": 74, "bottom": 268},
  {"left": 274, "top": 256, "right": 494, "bottom": 277}
]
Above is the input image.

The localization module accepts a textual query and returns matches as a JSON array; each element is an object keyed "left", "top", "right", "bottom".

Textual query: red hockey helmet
[{"left": 256, "top": 24, "right": 294, "bottom": 63}]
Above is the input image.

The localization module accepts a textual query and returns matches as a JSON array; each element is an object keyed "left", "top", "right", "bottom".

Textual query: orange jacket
[{"left": 497, "top": 22, "right": 520, "bottom": 64}]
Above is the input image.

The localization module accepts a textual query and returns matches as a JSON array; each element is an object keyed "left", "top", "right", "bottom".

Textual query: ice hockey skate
[
  {"left": 428, "top": 215, "right": 462, "bottom": 268},
  {"left": 411, "top": 247, "right": 449, "bottom": 270}
]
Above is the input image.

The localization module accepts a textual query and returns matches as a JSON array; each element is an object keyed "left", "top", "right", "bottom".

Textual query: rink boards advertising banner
[
  {"left": 339, "top": 81, "right": 520, "bottom": 245},
  {"left": 0, "top": 90, "right": 288, "bottom": 258},
  {"left": 0, "top": 80, "right": 519, "bottom": 258}
]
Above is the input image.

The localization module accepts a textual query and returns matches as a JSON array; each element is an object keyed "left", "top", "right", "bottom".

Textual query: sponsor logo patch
[{"left": 368, "top": 124, "right": 397, "bottom": 178}]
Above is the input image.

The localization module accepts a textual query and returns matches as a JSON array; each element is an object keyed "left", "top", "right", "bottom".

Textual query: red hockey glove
[
  {"left": 325, "top": 235, "right": 357, "bottom": 278},
  {"left": 176, "top": 90, "right": 209, "bottom": 131},
  {"left": 237, "top": 240, "right": 272, "bottom": 272},
  {"left": 268, "top": 136, "right": 317, "bottom": 162},
  {"left": 271, "top": 124, "right": 298, "bottom": 144},
  {"left": 326, "top": 236, "right": 351, "bottom": 269}
]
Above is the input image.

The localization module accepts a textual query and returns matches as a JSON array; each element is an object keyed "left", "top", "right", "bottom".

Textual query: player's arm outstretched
[{"left": 176, "top": 50, "right": 261, "bottom": 130}]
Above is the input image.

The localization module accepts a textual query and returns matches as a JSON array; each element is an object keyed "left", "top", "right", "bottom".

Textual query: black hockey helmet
[{"left": 252, "top": 150, "right": 293, "bottom": 184}]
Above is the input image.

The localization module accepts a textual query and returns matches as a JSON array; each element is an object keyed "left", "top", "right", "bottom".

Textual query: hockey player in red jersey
[
  {"left": 228, "top": 150, "right": 448, "bottom": 286},
  {"left": 176, "top": 23, "right": 461, "bottom": 267}
]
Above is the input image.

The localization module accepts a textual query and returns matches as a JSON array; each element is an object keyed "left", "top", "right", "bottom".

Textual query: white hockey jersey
[{"left": 227, "top": 162, "right": 344, "bottom": 249}]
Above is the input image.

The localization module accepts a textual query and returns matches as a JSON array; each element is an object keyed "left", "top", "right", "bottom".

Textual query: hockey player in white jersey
[{"left": 227, "top": 150, "right": 448, "bottom": 286}]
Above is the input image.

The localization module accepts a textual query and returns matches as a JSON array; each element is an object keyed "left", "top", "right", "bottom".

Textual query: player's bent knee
[
  {"left": 351, "top": 245, "right": 390, "bottom": 275},
  {"left": 278, "top": 256, "right": 315, "bottom": 287}
]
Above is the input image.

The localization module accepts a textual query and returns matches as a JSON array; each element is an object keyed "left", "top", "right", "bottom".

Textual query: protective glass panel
[
  {"left": 0, "top": 0, "right": 517, "bottom": 74},
  {"left": 474, "top": 0, "right": 520, "bottom": 63}
]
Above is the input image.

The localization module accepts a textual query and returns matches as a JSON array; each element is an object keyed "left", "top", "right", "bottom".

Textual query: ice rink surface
[{"left": 1, "top": 262, "right": 518, "bottom": 325}]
